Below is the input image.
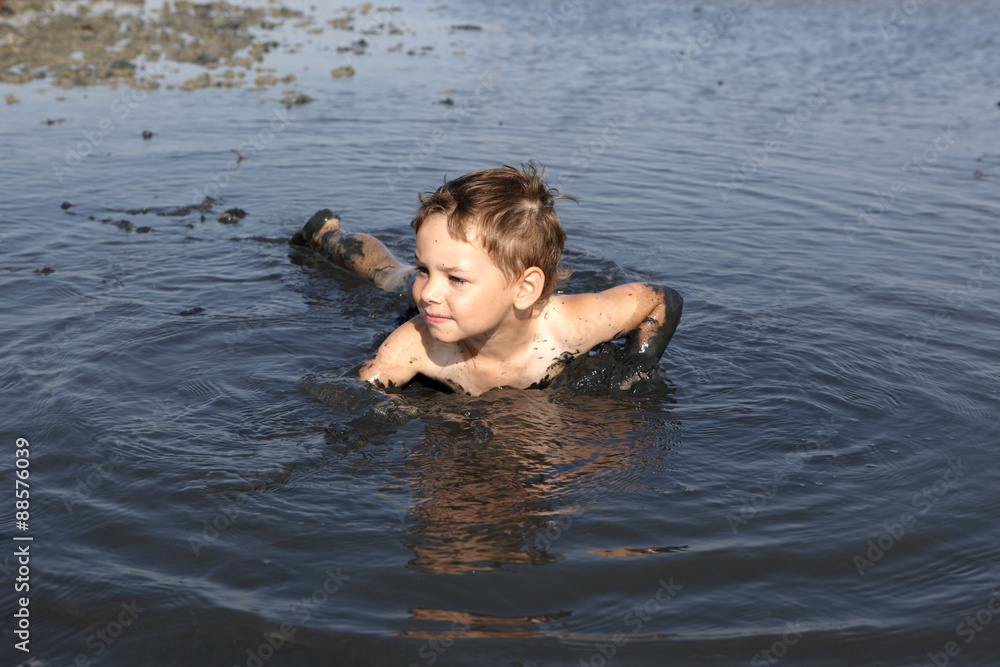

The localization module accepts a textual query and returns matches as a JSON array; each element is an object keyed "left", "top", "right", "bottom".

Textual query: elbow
[
  {"left": 660, "top": 285, "right": 683, "bottom": 315},
  {"left": 642, "top": 283, "right": 682, "bottom": 317},
  {"left": 651, "top": 284, "right": 682, "bottom": 345}
]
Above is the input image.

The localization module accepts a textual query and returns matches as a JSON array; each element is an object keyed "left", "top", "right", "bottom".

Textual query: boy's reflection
[{"left": 399, "top": 388, "right": 680, "bottom": 575}]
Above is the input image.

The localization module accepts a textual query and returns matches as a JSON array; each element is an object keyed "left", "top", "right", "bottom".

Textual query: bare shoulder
[
  {"left": 355, "top": 317, "right": 429, "bottom": 391},
  {"left": 560, "top": 282, "right": 670, "bottom": 313}
]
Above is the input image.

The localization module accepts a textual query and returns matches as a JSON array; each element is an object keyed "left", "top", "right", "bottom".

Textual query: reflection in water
[
  {"left": 398, "top": 380, "right": 681, "bottom": 575},
  {"left": 399, "top": 607, "right": 573, "bottom": 640},
  {"left": 586, "top": 545, "right": 688, "bottom": 558}
]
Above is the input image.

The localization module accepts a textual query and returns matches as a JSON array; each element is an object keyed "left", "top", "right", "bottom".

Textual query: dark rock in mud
[
  {"left": 217, "top": 208, "right": 247, "bottom": 224},
  {"left": 0, "top": 1, "right": 305, "bottom": 88},
  {"left": 161, "top": 197, "right": 216, "bottom": 217},
  {"left": 280, "top": 93, "right": 313, "bottom": 106},
  {"left": 337, "top": 38, "right": 367, "bottom": 55}
]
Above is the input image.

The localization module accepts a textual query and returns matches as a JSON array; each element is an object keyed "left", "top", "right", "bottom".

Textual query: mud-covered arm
[
  {"left": 563, "top": 283, "right": 683, "bottom": 365},
  {"left": 299, "top": 374, "right": 420, "bottom": 439},
  {"left": 621, "top": 285, "right": 683, "bottom": 369},
  {"left": 350, "top": 318, "right": 425, "bottom": 393}
]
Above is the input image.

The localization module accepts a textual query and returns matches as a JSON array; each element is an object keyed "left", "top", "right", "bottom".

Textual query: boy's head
[{"left": 410, "top": 163, "right": 572, "bottom": 307}]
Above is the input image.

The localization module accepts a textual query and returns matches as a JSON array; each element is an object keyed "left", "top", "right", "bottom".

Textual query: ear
[{"left": 513, "top": 266, "right": 545, "bottom": 310}]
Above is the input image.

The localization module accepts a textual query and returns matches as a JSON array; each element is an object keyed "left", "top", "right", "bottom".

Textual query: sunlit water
[{"left": 2, "top": 0, "right": 999, "bottom": 665}]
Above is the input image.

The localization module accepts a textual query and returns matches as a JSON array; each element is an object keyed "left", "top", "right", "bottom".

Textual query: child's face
[{"left": 413, "top": 213, "right": 520, "bottom": 344}]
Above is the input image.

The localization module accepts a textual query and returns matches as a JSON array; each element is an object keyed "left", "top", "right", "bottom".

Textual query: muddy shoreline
[{"left": 0, "top": 0, "right": 406, "bottom": 95}]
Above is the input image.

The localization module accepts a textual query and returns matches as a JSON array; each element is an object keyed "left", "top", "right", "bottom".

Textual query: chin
[{"left": 426, "top": 327, "right": 462, "bottom": 343}]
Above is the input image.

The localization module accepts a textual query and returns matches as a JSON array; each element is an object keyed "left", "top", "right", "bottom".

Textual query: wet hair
[{"left": 410, "top": 162, "right": 573, "bottom": 308}]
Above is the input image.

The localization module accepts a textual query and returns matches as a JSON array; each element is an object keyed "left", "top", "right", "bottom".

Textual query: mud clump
[
  {"left": 2, "top": 1, "right": 469, "bottom": 94},
  {"left": 0, "top": 0, "right": 303, "bottom": 88},
  {"left": 216, "top": 207, "right": 247, "bottom": 224},
  {"left": 280, "top": 93, "right": 313, "bottom": 106}
]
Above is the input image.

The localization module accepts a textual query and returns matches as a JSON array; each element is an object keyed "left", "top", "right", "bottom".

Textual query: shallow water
[{"left": 2, "top": 0, "right": 1000, "bottom": 665}]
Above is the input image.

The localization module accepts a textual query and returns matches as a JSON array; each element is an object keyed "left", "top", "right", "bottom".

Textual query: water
[{"left": 2, "top": 0, "right": 999, "bottom": 665}]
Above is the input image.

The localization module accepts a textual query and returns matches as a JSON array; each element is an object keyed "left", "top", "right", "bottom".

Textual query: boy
[{"left": 290, "top": 164, "right": 682, "bottom": 396}]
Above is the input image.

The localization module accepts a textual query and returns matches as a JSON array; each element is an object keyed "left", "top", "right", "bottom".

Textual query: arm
[
  {"left": 565, "top": 283, "right": 683, "bottom": 367},
  {"left": 351, "top": 319, "right": 426, "bottom": 392},
  {"left": 620, "top": 284, "right": 683, "bottom": 368}
]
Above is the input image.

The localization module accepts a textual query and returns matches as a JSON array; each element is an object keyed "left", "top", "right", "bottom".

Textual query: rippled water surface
[{"left": 2, "top": 0, "right": 1000, "bottom": 665}]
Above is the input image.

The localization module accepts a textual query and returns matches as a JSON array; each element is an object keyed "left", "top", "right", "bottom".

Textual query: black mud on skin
[
  {"left": 335, "top": 233, "right": 368, "bottom": 266},
  {"left": 622, "top": 286, "right": 683, "bottom": 367},
  {"left": 289, "top": 209, "right": 338, "bottom": 246},
  {"left": 549, "top": 285, "right": 683, "bottom": 395},
  {"left": 528, "top": 351, "right": 577, "bottom": 390},
  {"left": 300, "top": 375, "right": 419, "bottom": 442}
]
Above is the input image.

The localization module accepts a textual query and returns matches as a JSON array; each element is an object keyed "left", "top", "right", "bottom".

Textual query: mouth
[{"left": 423, "top": 313, "right": 450, "bottom": 325}]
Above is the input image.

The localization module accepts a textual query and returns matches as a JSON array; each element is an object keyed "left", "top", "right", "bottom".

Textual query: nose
[{"left": 418, "top": 273, "right": 444, "bottom": 304}]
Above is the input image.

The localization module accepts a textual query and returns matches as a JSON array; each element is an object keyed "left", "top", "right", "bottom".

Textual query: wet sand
[{"left": 0, "top": 0, "right": 402, "bottom": 94}]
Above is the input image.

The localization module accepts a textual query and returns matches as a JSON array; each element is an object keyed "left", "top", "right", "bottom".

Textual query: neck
[{"left": 460, "top": 309, "right": 540, "bottom": 362}]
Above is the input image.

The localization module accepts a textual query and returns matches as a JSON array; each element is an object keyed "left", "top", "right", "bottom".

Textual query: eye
[
  {"left": 449, "top": 275, "right": 467, "bottom": 285},
  {"left": 416, "top": 265, "right": 428, "bottom": 275}
]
